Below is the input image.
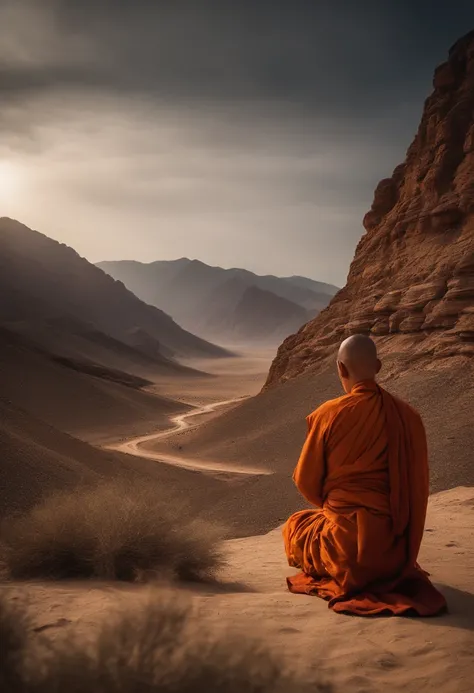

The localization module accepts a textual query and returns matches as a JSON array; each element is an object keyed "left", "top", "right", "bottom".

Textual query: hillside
[
  {"left": 97, "top": 257, "right": 337, "bottom": 344},
  {"left": 0, "top": 327, "right": 190, "bottom": 443},
  {"left": 266, "top": 30, "right": 474, "bottom": 386},
  {"left": 0, "top": 218, "right": 229, "bottom": 373},
  {"left": 224, "top": 285, "right": 311, "bottom": 343},
  {"left": 0, "top": 396, "right": 229, "bottom": 522},
  {"left": 0, "top": 397, "right": 103, "bottom": 515}
]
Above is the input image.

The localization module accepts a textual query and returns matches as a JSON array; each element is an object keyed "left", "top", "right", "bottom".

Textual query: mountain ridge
[
  {"left": 98, "top": 257, "right": 338, "bottom": 345},
  {"left": 0, "top": 218, "right": 229, "bottom": 371}
]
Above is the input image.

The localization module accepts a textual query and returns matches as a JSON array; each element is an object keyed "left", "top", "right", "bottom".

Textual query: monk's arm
[{"left": 292, "top": 410, "right": 327, "bottom": 507}]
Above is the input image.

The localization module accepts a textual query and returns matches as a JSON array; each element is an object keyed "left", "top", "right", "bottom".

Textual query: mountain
[
  {"left": 97, "top": 258, "right": 338, "bottom": 344},
  {"left": 0, "top": 218, "right": 229, "bottom": 375},
  {"left": 267, "top": 30, "right": 474, "bottom": 386},
  {"left": 222, "top": 286, "right": 312, "bottom": 344},
  {"left": 281, "top": 275, "right": 342, "bottom": 297}
]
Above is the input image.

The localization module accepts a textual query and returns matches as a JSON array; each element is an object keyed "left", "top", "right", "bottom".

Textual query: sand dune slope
[
  {"left": 0, "top": 328, "right": 189, "bottom": 442},
  {"left": 0, "top": 399, "right": 108, "bottom": 515}
]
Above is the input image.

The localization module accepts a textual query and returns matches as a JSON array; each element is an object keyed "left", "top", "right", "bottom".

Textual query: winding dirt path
[{"left": 106, "top": 397, "right": 270, "bottom": 477}]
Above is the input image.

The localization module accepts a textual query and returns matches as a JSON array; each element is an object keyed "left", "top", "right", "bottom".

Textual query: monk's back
[
  {"left": 284, "top": 337, "right": 444, "bottom": 616},
  {"left": 316, "top": 381, "right": 392, "bottom": 517}
]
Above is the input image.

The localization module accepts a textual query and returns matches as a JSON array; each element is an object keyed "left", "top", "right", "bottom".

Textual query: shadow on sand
[
  {"left": 90, "top": 577, "right": 256, "bottom": 595},
  {"left": 423, "top": 584, "right": 474, "bottom": 631}
]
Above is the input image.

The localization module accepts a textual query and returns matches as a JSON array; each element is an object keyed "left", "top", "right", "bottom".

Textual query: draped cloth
[{"left": 283, "top": 381, "right": 447, "bottom": 616}]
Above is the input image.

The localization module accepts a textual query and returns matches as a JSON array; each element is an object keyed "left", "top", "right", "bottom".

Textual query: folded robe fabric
[{"left": 283, "top": 380, "right": 447, "bottom": 616}]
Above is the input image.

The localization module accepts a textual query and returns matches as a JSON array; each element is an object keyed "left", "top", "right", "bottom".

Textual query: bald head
[{"left": 337, "top": 335, "right": 381, "bottom": 390}]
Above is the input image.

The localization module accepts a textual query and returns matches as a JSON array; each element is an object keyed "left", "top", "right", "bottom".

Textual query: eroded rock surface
[{"left": 267, "top": 30, "right": 474, "bottom": 387}]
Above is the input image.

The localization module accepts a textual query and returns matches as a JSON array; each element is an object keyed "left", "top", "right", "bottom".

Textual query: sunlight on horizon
[{"left": 0, "top": 160, "right": 24, "bottom": 206}]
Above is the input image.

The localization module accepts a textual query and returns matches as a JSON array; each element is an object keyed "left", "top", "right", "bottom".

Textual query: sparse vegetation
[
  {"left": 37, "top": 595, "right": 297, "bottom": 693},
  {"left": 0, "top": 481, "right": 224, "bottom": 583},
  {"left": 0, "top": 592, "right": 331, "bottom": 693}
]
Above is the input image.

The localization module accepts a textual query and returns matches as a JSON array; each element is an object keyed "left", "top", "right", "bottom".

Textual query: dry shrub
[
  {"left": 34, "top": 593, "right": 330, "bottom": 693},
  {"left": 0, "top": 481, "right": 224, "bottom": 583},
  {"left": 0, "top": 592, "right": 331, "bottom": 693}
]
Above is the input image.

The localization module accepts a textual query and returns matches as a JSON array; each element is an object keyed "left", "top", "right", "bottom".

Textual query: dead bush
[
  {"left": 0, "top": 481, "right": 224, "bottom": 583},
  {"left": 0, "top": 591, "right": 331, "bottom": 693},
  {"left": 34, "top": 593, "right": 330, "bottom": 693}
]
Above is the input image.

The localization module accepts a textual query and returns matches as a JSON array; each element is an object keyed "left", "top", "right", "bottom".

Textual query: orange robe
[{"left": 283, "top": 380, "right": 447, "bottom": 616}]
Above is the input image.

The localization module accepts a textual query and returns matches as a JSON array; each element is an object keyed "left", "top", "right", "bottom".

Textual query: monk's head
[{"left": 337, "top": 334, "right": 381, "bottom": 393}]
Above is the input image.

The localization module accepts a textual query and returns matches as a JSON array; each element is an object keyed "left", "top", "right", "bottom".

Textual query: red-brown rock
[{"left": 266, "top": 31, "right": 474, "bottom": 388}]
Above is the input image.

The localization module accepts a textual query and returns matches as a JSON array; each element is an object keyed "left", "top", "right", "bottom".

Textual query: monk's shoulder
[{"left": 307, "top": 394, "right": 352, "bottom": 426}]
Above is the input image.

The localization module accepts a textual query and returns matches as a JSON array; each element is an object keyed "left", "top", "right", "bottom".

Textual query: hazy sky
[{"left": 1, "top": 1, "right": 473, "bottom": 285}]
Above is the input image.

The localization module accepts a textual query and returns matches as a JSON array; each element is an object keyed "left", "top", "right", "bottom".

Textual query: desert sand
[
  {"left": 4, "top": 486, "right": 473, "bottom": 693},
  {"left": 107, "top": 398, "right": 271, "bottom": 476},
  {"left": 106, "top": 350, "right": 276, "bottom": 473},
  {"left": 151, "top": 348, "right": 276, "bottom": 404},
  {"left": 0, "top": 349, "right": 278, "bottom": 521},
  {"left": 2, "top": 342, "right": 473, "bottom": 693}
]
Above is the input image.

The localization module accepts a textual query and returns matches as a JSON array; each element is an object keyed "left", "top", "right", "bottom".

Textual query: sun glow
[{"left": 0, "top": 160, "right": 23, "bottom": 204}]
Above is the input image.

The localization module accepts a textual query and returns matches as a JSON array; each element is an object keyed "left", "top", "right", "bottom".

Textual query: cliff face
[{"left": 266, "top": 31, "right": 474, "bottom": 387}]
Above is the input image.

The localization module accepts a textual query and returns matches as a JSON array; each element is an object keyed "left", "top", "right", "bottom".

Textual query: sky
[{"left": 0, "top": 1, "right": 473, "bottom": 286}]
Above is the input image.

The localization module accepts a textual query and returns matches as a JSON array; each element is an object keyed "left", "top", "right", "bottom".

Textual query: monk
[{"left": 283, "top": 334, "right": 447, "bottom": 616}]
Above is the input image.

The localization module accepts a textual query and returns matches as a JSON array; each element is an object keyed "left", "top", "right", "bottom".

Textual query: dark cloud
[
  {"left": 1, "top": 1, "right": 473, "bottom": 284},
  {"left": 3, "top": 1, "right": 474, "bottom": 113}
]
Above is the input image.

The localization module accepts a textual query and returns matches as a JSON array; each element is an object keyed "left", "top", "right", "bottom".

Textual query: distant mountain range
[
  {"left": 0, "top": 219, "right": 228, "bottom": 375},
  {"left": 97, "top": 258, "right": 339, "bottom": 345}
]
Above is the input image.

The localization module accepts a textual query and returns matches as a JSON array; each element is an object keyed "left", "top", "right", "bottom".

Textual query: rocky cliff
[{"left": 266, "top": 30, "right": 474, "bottom": 387}]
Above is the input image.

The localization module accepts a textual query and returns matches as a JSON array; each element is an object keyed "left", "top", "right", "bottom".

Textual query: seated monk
[{"left": 283, "top": 334, "right": 447, "bottom": 616}]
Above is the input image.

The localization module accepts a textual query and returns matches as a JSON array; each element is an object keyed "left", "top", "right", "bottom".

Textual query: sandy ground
[
  {"left": 107, "top": 396, "right": 273, "bottom": 475},
  {"left": 151, "top": 349, "right": 276, "bottom": 405},
  {"left": 4, "top": 487, "right": 473, "bottom": 693},
  {"left": 93, "top": 349, "right": 274, "bottom": 447}
]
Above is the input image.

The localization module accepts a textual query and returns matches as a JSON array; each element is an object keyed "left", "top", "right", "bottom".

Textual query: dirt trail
[{"left": 106, "top": 396, "right": 270, "bottom": 476}]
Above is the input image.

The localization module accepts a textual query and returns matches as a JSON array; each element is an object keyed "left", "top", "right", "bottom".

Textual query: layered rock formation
[{"left": 267, "top": 30, "right": 474, "bottom": 386}]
